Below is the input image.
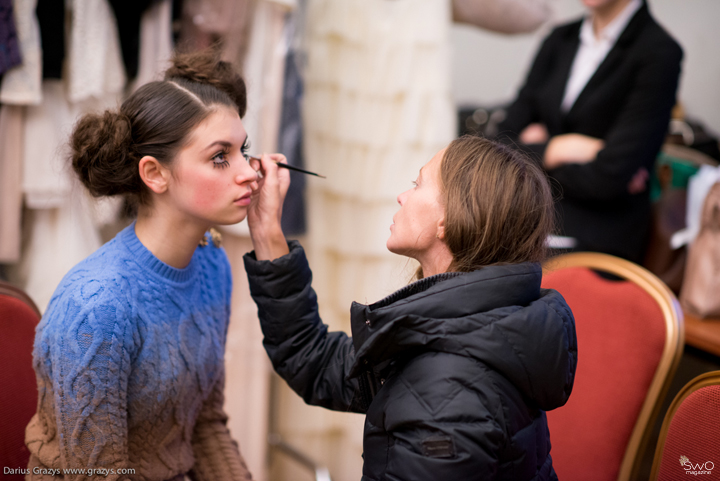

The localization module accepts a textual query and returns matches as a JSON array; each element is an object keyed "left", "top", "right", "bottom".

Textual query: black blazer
[{"left": 498, "top": 3, "right": 683, "bottom": 263}]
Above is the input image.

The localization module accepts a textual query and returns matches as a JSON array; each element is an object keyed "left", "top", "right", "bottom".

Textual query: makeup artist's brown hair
[
  {"left": 70, "top": 49, "right": 247, "bottom": 205},
  {"left": 439, "top": 135, "right": 554, "bottom": 273}
]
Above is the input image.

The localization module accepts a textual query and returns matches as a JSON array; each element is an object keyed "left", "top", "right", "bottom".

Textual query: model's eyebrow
[
  {"left": 204, "top": 140, "right": 232, "bottom": 152},
  {"left": 418, "top": 167, "right": 424, "bottom": 180}
]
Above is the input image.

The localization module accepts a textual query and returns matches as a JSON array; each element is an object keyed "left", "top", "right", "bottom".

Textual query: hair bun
[
  {"left": 165, "top": 50, "right": 247, "bottom": 116},
  {"left": 71, "top": 110, "right": 139, "bottom": 198}
]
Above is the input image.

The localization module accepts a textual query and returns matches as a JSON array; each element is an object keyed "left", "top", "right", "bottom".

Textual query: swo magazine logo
[{"left": 681, "top": 455, "right": 715, "bottom": 476}]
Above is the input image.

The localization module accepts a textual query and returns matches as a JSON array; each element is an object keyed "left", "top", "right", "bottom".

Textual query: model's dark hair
[
  {"left": 71, "top": 49, "right": 247, "bottom": 204},
  {"left": 423, "top": 136, "right": 554, "bottom": 277}
]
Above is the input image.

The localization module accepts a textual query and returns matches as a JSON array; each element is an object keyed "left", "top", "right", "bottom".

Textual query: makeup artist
[
  {"left": 26, "top": 50, "right": 260, "bottom": 480},
  {"left": 245, "top": 136, "right": 578, "bottom": 480}
]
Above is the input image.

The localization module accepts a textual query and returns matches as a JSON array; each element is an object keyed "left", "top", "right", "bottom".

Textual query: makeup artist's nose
[{"left": 397, "top": 190, "right": 408, "bottom": 206}]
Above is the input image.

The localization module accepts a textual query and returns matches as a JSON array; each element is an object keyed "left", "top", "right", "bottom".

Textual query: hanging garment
[
  {"left": 0, "top": 0, "right": 42, "bottom": 105},
  {"left": 0, "top": 104, "right": 23, "bottom": 263},
  {"left": 452, "top": 0, "right": 550, "bottom": 33},
  {"left": 278, "top": 2, "right": 307, "bottom": 235},
  {"left": 302, "top": 0, "right": 456, "bottom": 322},
  {"left": 13, "top": 183, "right": 103, "bottom": 313},
  {"left": 66, "top": 0, "right": 126, "bottom": 103},
  {"left": 220, "top": 233, "right": 273, "bottom": 481},
  {"left": 221, "top": 0, "right": 296, "bottom": 237},
  {"left": 22, "top": 81, "right": 116, "bottom": 209},
  {"left": 177, "top": 0, "right": 255, "bottom": 63},
  {"left": 108, "top": 0, "right": 154, "bottom": 80},
  {"left": 22, "top": 81, "right": 75, "bottom": 208},
  {"left": 17, "top": 79, "right": 117, "bottom": 313},
  {"left": 278, "top": 48, "right": 306, "bottom": 235},
  {"left": 133, "top": 0, "right": 173, "bottom": 90},
  {"left": 0, "top": 0, "right": 22, "bottom": 75}
]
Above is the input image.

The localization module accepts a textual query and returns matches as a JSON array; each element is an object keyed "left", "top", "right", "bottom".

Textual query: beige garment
[
  {"left": 0, "top": 105, "right": 24, "bottom": 263},
  {"left": 303, "top": 0, "right": 454, "bottom": 322},
  {"left": 22, "top": 81, "right": 76, "bottom": 208},
  {"left": 22, "top": 81, "right": 119, "bottom": 208},
  {"left": 222, "top": 234, "right": 273, "bottom": 481},
  {"left": 221, "top": 0, "right": 294, "bottom": 238},
  {"left": 133, "top": 0, "right": 174, "bottom": 90},
  {"left": 15, "top": 80, "right": 118, "bottom": 309},
  {"left": 11, "top": 184, "right": 103, "bottom": 313},
  {"left": 177, "top": 0, "right": 255, "bottom": 64},
  {"left": 452, "top": 0, "right": 551, "bottom": 33},
  {"left": 0, "top": 0, "right": 42, "bottom": 105},
  {"left": 66, "top": 0, "right": 126, "bottom": 103}
]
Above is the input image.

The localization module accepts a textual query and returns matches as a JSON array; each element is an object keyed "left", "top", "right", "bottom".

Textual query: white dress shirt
[{"left": 560, "top": 0, "right": 642, "bottom": 112}]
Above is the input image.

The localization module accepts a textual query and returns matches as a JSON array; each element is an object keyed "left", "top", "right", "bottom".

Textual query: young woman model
[
  {"left": 245, "top": 136, "right": 578, "bottom": 480},
  {"left": 26, "top": 51, "right": 272, "bottom": 480}
]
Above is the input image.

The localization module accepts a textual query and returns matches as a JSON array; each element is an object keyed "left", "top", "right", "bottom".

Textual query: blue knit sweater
[{"left": 26, "top": 223, "right": 252, "bottom": 481}]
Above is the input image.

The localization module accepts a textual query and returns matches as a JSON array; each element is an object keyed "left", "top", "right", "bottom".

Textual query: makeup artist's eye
[{"left": 212, "top": 149, "right": 230, "bottom": 169}]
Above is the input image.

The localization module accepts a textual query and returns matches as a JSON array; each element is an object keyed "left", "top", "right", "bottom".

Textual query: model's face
[
  {"left": 167, "top": 106, "right": 258, "bottom": 226},
  {"left": 387, "top": 149, "right": 446, "bottom": 260}
]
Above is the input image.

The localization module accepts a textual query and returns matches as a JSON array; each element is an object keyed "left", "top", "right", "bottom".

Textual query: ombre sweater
[{"left": 25, "top": 223, "right": 252, "bottom": 481}]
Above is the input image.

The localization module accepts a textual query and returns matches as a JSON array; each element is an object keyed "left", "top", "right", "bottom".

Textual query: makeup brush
[{"left": 248, "top": 156, "right": 326, "bottom": 179}]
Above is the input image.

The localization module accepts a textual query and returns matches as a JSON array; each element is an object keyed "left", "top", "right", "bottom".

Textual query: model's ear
[{"left": 138, "top": 156, "right": 170, "bottom": 194}]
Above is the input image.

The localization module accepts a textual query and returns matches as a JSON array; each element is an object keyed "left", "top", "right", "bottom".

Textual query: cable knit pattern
[{"left": 25, "top": 222, "right": 252, "bottom": 481}]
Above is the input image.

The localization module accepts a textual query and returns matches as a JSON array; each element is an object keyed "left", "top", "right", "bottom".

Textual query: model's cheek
[{"left": 187, "top": 175, "right": 225, "bottom": 211}]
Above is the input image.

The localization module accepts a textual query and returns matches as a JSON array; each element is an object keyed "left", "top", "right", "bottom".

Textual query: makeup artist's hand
[{"left": 247, "top": 153, "right": 291, "bottom": 261}]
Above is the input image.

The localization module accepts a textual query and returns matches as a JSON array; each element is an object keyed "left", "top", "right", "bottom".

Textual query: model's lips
[{"left": 234, "top": 190, "right": 253, "bottom": 206}]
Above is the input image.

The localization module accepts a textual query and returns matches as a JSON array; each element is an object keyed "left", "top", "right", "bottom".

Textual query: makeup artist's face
[
  {"left": 387, "top": 150, "right": 446, "bottom": 260},
  {"left": 167, "top": 106, "right": 258, "bottom": 226}
]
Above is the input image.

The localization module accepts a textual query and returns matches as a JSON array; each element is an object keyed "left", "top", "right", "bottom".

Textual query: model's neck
[
  {"left": 134, "top": 205, "right": 209, "bottom": 269},
  {"left": 592, "top": 0, "right": 633, "bottom": 36}
]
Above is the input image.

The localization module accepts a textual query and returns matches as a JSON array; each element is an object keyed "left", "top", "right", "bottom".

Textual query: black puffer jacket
[{"left": 244, "top": 242, "right": 577, "bottom": 480}]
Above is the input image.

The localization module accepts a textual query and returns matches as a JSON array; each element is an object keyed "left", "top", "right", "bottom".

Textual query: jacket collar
[
  {"left": 350, "top": 262, "right": 542, "bottom": 369},
  {"left": 347, "top": 262, "right": 576, "bottom": 410}
]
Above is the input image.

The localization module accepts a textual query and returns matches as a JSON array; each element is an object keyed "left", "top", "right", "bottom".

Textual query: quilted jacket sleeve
[{"left": 243, "top": 241, "right": 366, "bottom": 413}]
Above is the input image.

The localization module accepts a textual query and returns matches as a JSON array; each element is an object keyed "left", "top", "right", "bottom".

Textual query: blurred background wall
[{"left": 452, "top": 0, "right": 720, "bottom": 134}]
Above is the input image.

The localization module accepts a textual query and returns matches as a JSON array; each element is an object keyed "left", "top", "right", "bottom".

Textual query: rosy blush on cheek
[{"left": 186, "top": 174, "right": 224, "bottom": 211}]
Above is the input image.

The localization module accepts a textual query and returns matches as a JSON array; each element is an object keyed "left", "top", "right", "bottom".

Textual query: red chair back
[
  {"left": 542, "top": 253, "right": 683, "bottom": 481},
  {"left": 0, "top": 281, "right": 41, "bottom": 478},
  {"left": 651, "top": 372, "right": 720, "bottom": 480}
]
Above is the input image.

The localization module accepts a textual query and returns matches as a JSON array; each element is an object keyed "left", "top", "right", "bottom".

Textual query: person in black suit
[{"left": 497, "top": 0, "right": 683, "bottom": 263}]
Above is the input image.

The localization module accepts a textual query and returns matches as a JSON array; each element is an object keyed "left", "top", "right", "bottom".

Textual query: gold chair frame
[
  {"left": 649, "top": 370, "right": 720, "bottom": 480},
  {"left": 543, "top": 252, "right": 684, "bottom": 481}
]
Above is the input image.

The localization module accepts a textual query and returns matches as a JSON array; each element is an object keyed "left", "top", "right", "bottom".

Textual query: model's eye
[
  {"left": 411, "top": 180, "right": 418, "bottom": 187},
  {"left": 212, "top": 149, "right": 230, "bottom": 169},
  {"left": 241, "top": 139, "right": 251, "bottom": 160}
]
